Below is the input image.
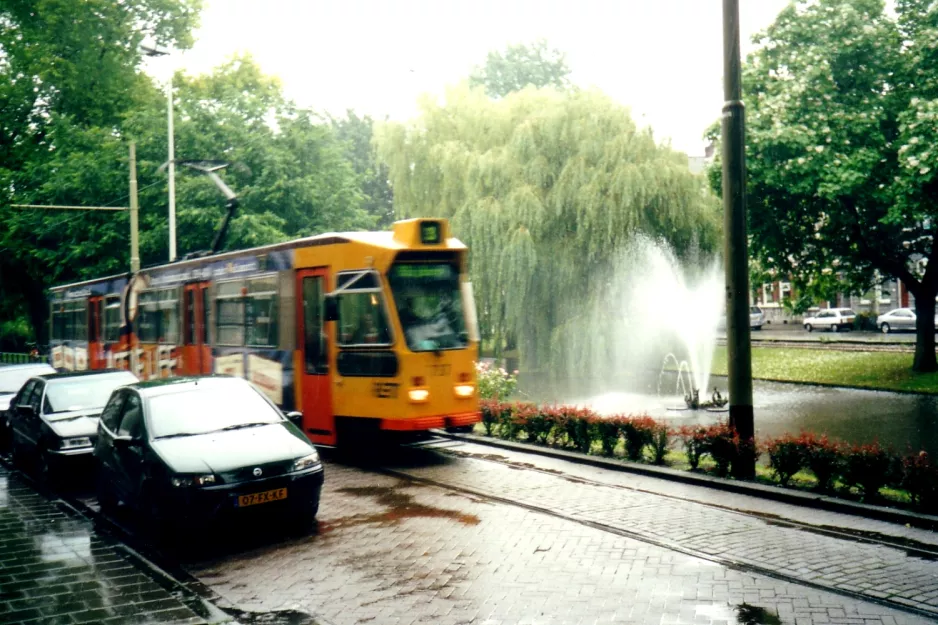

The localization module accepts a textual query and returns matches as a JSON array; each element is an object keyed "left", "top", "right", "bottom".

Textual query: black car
[
  {"left": 8, "top": 369, "right": 138, "bottom": 481},
  {"left": 94, "top": 376, "right": 324, "bottom": 535},
  {"left": 0, "top": 362, "right": 56, "bottom": 450}
]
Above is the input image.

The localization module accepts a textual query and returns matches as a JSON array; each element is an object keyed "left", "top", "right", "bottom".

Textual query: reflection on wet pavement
[{"left": 0, "top": 464, "right": 210, "bottom": 624}]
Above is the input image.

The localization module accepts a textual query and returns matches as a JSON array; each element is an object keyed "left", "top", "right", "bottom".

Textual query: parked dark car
[
  {"left": 94, "top": 376, "right": 324, "bottom": 535},
  {"left": 8, "top": 369, "right": 138, "bottom": 481},
  {"left": 0, "top": 362, "right": 56, "bottom": 450}
]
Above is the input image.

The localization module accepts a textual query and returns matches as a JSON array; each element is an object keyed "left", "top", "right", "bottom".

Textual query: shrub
[
  {"left": 766, "top": 434, "right": 807, "bottom": 486},
  {"left": 556, "top": 407, "right": 594, "bottom": 454},
  {"left": 803, "top": 434, "right": 844, "bottom": 492},
  {"left": 480, "top": 399, "right": 504, "bottom": 436},
  {"left": 519, "top": 405, "right": 552, "bottom": 444},
  {"left": 705, "top": 423, "right": 738, "bottom": 477},
  {"left": 843, "top": 442, "right": 892, "bottom": 500},
  {"left": 621, "top": 417, "right": 655, "bottom": 461},
  {"left": 476, "top": 361, "right": 519, "bottom": 400},
  {"left": 593, "top": 417, "right": 623, "bottom": 457},
  {"left": 679, "top": 425, "right": 710, "bottom": 470},
  {"left": 902, "top": 451, "right": 938, "bottom": 512},
  {"left": 649, "top": 423, "right": 671, "bottom": 465}
]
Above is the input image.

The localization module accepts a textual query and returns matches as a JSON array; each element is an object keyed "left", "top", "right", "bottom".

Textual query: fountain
[{"left": 551, "top": 235, "right": 726, "bottom": 416}]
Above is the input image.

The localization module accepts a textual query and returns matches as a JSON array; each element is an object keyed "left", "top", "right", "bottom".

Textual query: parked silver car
[
  {"left": 876, "top": 308, "right": 938, "bottom": 334},
  {"left": 716, "top": 306, "right": 765, "bottom": 331},
  {"left": 803, "top": 308, "right": 856, "bottom": 332}
]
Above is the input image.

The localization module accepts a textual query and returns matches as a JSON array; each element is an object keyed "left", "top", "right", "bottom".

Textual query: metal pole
[
  {"left": 722, "top": 0, "right": 755, "bottom": 478},
  {"left": 167, "top": 74, "right": 177, "bottom": 262},
  {"left": 129, "top": 143, "right": 140, "bottom": 273}
]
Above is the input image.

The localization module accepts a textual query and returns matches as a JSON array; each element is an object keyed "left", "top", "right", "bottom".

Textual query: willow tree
[{"left": 377, "top": 84, "right": 720, "bottom": 372}]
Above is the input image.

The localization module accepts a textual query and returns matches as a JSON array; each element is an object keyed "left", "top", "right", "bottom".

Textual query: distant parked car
[
  {"left": 94, "top": 376, "right": 324, "bottom": 536},
  {"left": 716, "top": 306, "right": 766, "bottom": 331},
  {"left": 0, "top": 362, "right": 55, "bottom": 450},
  {"left": 875, "top": 308, "right": 938, "bottom": 334},
  {"left": 8, "top": 369, "right": 138, "bottom": 482},
  {"left": 749, "top": 306, "right": 765, "bottom": 330},
  {"left": 803, "top": 308, "right": 857, "bottom": 332}
]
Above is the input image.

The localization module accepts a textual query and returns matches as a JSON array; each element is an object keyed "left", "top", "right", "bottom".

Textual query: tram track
[{"left": 380, "top": 437, "right": 938, "bottom": 621}]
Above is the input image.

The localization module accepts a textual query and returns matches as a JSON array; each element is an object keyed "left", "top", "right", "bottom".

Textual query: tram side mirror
[{"left": 324, "top": 295, "right": 339, "bottom": 322}]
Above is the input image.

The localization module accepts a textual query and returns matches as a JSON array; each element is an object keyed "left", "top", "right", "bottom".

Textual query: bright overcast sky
[{"left": 164, "top": 0, "right": 790, "bottom": 155}]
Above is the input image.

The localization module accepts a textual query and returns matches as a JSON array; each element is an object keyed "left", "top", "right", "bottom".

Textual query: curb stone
[{"left": 436, "top": 431, "right": 938, "bottom": 531}]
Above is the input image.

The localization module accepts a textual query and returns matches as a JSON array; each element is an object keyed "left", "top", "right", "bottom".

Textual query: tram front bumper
[{"left": 379, "top": 412, "right": 481, "bottom": 431}]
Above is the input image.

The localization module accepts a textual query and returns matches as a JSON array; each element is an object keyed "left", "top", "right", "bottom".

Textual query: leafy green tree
[
  {"left": 0, "top": 0, "right": 202, "bottom": 345},
  {"left": 468, "top": 39, "right": 572, "bottom": 98},
  {"left": 710, "top": 0, "right": 938, "bottom": 371},
  {"left": 331, "top": 111, "right": 395, "bottom": 229},
  {"left": 377, "top": 84, "right": 720, "bottom": 372}
]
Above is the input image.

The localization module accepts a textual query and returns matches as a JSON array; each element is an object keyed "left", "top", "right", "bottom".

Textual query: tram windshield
[{"left": 388, "top": 263, "right": 468, "bottom": 352}]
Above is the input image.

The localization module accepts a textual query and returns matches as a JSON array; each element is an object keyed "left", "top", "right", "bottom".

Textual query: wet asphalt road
[{"left": 4, "top": 439, "right": 938, "bottom": 625}]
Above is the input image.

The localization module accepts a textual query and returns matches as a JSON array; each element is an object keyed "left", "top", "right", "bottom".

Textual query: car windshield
[
  {"left": 44, "top": 373, "right": 136, "bottom": 413},
  {"left": 388, "top": 262, "right": 468, "bottom": 352},
  {"left": 148, "top": 382, "right": 283, "bottom": 439},
  {"left": 0, "top": 366, "right": 51, "bottom": 394}
]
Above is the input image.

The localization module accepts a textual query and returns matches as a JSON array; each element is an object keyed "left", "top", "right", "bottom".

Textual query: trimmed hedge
[{"left": 479, "top": 399, "right": 938, "bottom": 513}]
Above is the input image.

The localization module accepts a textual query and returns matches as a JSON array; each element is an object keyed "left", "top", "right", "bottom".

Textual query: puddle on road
[
  {"left": 696, "top": 603, "right": 783, "bottom": 624},
  {"left": 321, "top": 484, "right": 480, "bottom": 534},
  {"left": 223, "top": 607, "right": 319, "bottom": 625},
  {"left": 736, "top": 603, "right": 783, "bottom": 625}
]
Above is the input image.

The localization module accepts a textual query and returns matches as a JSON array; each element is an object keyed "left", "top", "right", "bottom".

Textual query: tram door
[
  {"left": 182, "top": 282, "right": 212, "bottom": 375},
  {"left": 296, "top": 268, "right": 335, "bottom": 445}
]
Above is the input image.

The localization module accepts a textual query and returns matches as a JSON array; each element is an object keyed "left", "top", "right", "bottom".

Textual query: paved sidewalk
[
  {"left": 189, "top": 456, "right": 937, "bottom": 625},
  {"left": 0, "top": 465, "right": 214, "bottom": 625}
]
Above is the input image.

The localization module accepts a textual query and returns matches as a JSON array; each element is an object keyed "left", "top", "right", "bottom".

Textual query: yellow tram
[{"left": 48, "top": 218, "right": 481, "bottom": 445}]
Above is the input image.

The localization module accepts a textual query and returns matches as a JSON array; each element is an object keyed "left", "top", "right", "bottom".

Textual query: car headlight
[
  {"left": 61, "top": 437, "right": 92, "bottom": 449},
  {"left": 292, "top": 452, "right": 320, "bottom": 472},
  {"left": 171, "top": 474, "right": 216, "bottom": 488}
]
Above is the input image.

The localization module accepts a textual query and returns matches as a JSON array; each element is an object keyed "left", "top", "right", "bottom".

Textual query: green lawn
[{"left": 710, "top": 346, "right": 938, "bottom": 393}]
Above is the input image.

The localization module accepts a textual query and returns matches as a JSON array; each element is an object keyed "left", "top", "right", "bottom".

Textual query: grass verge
[{"left": 709, "top": 346, "right": 938, "bottom": 393}]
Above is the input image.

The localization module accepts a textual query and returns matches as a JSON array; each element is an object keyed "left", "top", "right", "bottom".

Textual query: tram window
[
  {"left": 200, "top": 288, "right": 209, "bottom": 344},
  {"left": 52, "top": 305, "right": 66, "bottom": 341},
  {"left": 104, "top": 297, "right": 121, "bottom": 343},
  {"left": 67, "top": 300, "right": 87, "bottom": 341},
  {"left": 183, "top": 290, "right": 195, "bottom": 344},
  {"left": 303, "top": 276, "right": 328, "bottom": 374},
  {"left": 158, "top": 289, "right": 179, "bottom": 343},
  {"left": 136, "top": 291, "right": 160, "bottom": 342},
  {"left": 216, "top": 280, "right": 246, "bottom": 346},
  {"left": 245, "top": 276, "right": 279, "bottom": 347},
  {"left": 335, "top": 276, "right": 392, "bottom": 347}
]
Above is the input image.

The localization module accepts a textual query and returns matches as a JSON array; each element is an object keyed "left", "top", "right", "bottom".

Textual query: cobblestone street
[{"left": 185, "top": 441, "right": 938, "bottom": 625}]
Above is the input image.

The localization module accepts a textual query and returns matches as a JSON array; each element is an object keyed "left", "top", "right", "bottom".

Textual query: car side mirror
[
  {"left": 284, "top": 411, "right": 303, "bottom": 426},
  {"left": 324, "top": 295, "right": 339, "bottom": 322}
]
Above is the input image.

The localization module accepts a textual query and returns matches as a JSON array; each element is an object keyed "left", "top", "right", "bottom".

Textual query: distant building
[{"left": 687, "top": 142, "right": 716, "bottom": 176}]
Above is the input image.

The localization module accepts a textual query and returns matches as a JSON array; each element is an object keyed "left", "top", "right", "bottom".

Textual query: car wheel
[
  {"left": 831, "top": 324, "right": 839, "bottom": 333},
  {"left": 881, "top": 323, "right": 890, "bottom": 334},
  {"left": 36, "top": 448, "right": 59, "bottom": 489},
  {"left": 804, "top": 324, "right": 813, "bottom": 332},
  {"left": 96, "top": 470, "right": 119, "bottom": 514},
  {"left": 290, "top": 500, "right": 320, "bottom": 535}
]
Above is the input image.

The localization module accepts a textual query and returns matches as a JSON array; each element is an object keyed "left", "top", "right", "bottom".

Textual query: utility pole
[
  {"left": 167, "top": 74, "right": 177, "bottom": 262},
  {"left": 722, "top": 0, "right": 755, "bottom": 478},
  {"left": 129, "top": 143, "right": 140, "bottom": 273}
]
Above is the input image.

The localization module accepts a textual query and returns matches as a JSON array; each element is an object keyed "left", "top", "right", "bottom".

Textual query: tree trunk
[
  {"left": 913, "top": 284, "right": 938, "bottom": 372},
  {"left": 24, "top": 279, "right": 49, "bottom": 349}
]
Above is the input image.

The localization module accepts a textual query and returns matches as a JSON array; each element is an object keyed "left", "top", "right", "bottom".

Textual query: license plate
[{"left": 237, "top": 488, "right": 287, "bottom": 508}]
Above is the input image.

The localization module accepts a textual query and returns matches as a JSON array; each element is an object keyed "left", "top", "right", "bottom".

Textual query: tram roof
[{"left": 49, "top": 224, "right": 466, "bottom": 294}]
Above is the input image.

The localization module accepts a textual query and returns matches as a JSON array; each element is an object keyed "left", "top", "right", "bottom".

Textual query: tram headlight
[
  {"left": 408, "top": 388, "right": 430, "bottom": 403},
  {"left": 454, "top": 384, "right": 475, "bottom": 398}
]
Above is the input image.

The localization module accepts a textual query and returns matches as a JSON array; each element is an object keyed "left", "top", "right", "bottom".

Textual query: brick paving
[
  {"left": 396, "top": 444, "right": 938, "bottom": 616},
  {"left": 187, "top": 460, "right": 937, "bottom": 625},
  {"left": 0, "top": 465, "right": 210, "bottom": 625}
]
